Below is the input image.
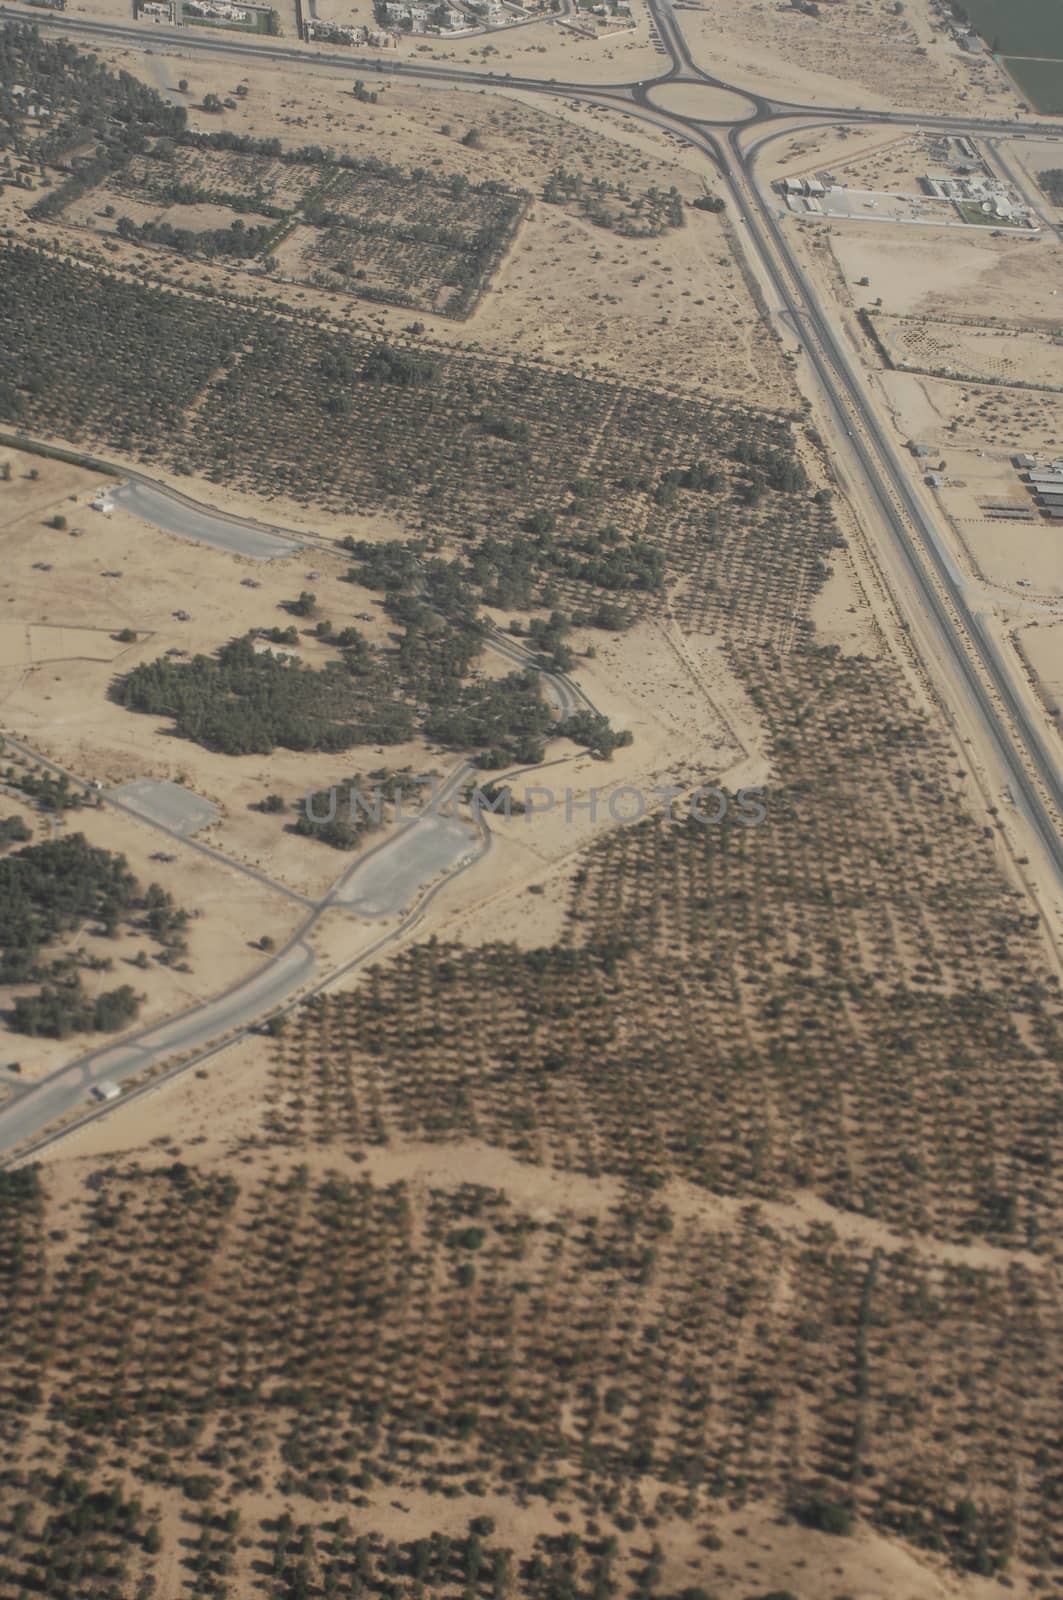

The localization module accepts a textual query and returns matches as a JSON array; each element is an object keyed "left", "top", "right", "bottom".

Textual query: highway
[
  {"left": 5, "top": 3, "right": 1063, "bottom": 137},
  {"left": 1, "top": 0, "right": 1061, "bottom": 1157},
  {"left": 719, "top": 112, "right": 1063, "bottom": 882}
]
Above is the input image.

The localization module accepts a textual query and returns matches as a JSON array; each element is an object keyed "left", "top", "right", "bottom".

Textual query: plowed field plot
[{"left": 876, "top": 314, "right": 1063, "bottom": 390}]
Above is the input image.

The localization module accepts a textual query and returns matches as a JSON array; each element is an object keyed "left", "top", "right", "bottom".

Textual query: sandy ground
[
  {"left": 426, "top": 608, "right": 773, "bottom": 948},
  {"left": 4, "top": 31, "right": 1061, "bottom": 1597},
  {"left": 643, "top": 79, "right": 754, "bottom": 121},
  {"left": 675, "top": 0, "right": 1021, "bottom": 116},
  {"left": 1018, "top": 616, "right": 1063, "bottom": 726},
  {"left": 831, "top": 225, "right": 1063, "bottom": 330},
  {"left": 0, "top": 453, "right": 461, "bottom": 903}
]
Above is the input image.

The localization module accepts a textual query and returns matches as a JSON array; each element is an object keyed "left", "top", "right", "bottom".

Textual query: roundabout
[{"left": 642, "top": 78, "right": 759, "bottom": 123}]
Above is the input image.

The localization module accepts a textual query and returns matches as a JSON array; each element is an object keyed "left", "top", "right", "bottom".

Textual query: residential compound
[{"left": 371, "top": 0, "right": 550, "bottom": 31}]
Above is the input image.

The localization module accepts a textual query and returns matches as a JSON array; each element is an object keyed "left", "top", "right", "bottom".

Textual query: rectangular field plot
[
  {"left": 874, "top": 314, "right": 1063, "bottom": 390},
  {"left": 279, "top": 225, "right": 475, "bottom": 317},
  {"left": 47, "top": 143, "right": 527, "bottom": 320},
  {"left": 108, "top": 149, "right": 325, "bottom": 211},
  {"left": 0, "top": 625, "right": 130, "bottom": 668}
]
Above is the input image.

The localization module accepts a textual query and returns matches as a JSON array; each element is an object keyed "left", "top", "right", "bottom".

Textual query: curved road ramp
[{"left": 113, "top": 481, "right": 301, "bottom": 561}]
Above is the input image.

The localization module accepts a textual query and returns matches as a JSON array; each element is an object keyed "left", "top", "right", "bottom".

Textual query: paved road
[
  {"left": 0, "top": 936, "right": 318, "bottom": 1154},
  {"left": 7, "top": 3, "right": 1063, "bottom": 139},
  {"left": 720, "top": 111, "right": 1063, "bottom": 885},
  {"left": 113, "top": 480, "right": 301, "bottom": 560},
  {"left": 0, "top": 728, "right": 317, "bottom": 907},
  {"left": 332, "top": 808, "right": 480, "bottom": 917},
  {"left": 0, "top": 760, "right": 487, "bottom": 1161}
]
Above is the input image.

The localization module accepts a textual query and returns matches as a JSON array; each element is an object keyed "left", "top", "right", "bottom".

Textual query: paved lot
[
  {"left": 334, "top": 813, "right": 480, "bottom": 918},
  {"left": 114, "top": 481, "right": 301, "bottom": 561},
  {"left": 110, "top": 778, "right": 220, "bottom": 837}
]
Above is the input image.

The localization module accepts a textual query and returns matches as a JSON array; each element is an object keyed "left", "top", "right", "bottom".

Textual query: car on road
[{"left": 91, "top": 1080, "right": 122, "bottom": 1103}]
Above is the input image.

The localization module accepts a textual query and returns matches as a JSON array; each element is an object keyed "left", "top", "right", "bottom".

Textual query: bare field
[
  {"left": 793, "top": 218, "right": 1063, "bottom": 459},
  {"left": 829, "top": 221, "right": 1062, "bottom": 329},
  {"left": 676, "top": 0, "right": 1020, "bottom": 114},
  {"left": 877, "top": 313, "right": 1063, "bottom": 390},
  {"left": 766, "top": 125, "right": 931, "bottom": 194}
]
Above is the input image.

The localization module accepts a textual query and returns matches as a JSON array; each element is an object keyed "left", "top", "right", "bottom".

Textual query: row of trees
[
  {"left": 114, "top": 213, "right": 277, "bottom": 260},
  {"left": 542, "top": 166, "right": 686, "bottom": 237}
]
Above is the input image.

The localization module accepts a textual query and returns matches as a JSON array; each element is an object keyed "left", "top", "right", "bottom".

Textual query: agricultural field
[
  {"left": 1, "top": 1143, "right": 1060, "bottom": 1600},
  {"left": 40, "top": 140, "right": 527, "bottom": 320},
  {"left": 0, "top": 244, "right": 833, "bottom": 649},
  {"left": 2, "top": 23, "right": 1063, "bottom": 1600}
]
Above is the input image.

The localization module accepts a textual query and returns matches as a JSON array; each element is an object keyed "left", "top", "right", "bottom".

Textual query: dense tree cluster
[
  {"left": 1038, "top": 168, "right": 1063, "bottom": 205},
  {"left": 114, "top": 214, "right": 278, "bottom": 259},
  {"left": 0, "top": 834, "right": 188, "bottom": 1035},
  {"left": 424, "top": 670, "right": 555, "bottom": 767},
  {"left": 2, "top": 764, "right": 91, "bottom": 811},
  {"left": 0, "top": 21, "right": 185, "bottom": 163},
  {"left": 293, "top": 776, "right": 380, "bottom": 851},
  {"left": 114, "top": 635, "right": 413, "bottom": 756},
  {"left": 0, "top": 814, "right": 31, "bottom": 849},
  {"left": 0, "top": 834, "right": 142, "bottom": 984},
  {"left": 10, "top": 975, "right": 141, "bottom": 1038}
]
